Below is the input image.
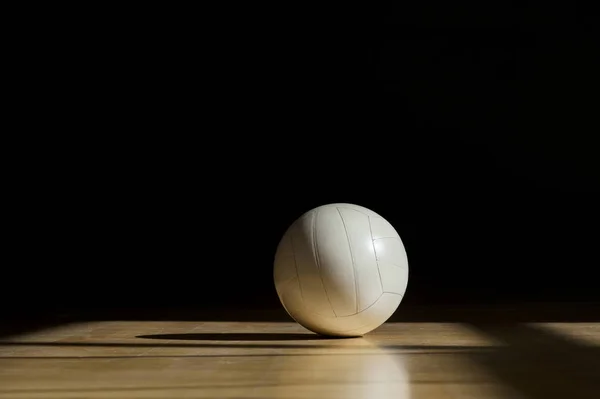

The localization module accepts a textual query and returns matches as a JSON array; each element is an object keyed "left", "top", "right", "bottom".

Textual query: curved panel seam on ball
[
  {"left": 312, "top": 208, "right": 336, "bottom": 316},
  {"left": 289, "top": 231, "right": 304, "bottom": 302},
  {"left": 320, "top": 293, "right": 399, "bottom": 335},
  {"left": 335, "top": 205, "right": 379, "bottom": 219},
  {"left": 379, "top": 260, "right": 408, "bottom": 270},
  {"left": 367, "top": 215, "right": 385, "bottom": 293},
  {"left": 337, "top": 206, "right": 370, "bottom": 217},
  {"left": 337, "top": 207, "right": 360, "bottom": 314},
  {"left": 294, "top": 291, "right": 388, "bottom": 320},
  {"left": 335, "top": 291, "right": 384, "bottom": 318}
]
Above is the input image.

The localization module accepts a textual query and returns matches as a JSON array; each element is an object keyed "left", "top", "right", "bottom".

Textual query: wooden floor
[{"left": 0, "top": 311, "right": 599, "bottom": 398}]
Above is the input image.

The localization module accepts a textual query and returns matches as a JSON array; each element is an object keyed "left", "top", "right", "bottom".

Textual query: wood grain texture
[{"left": 0, "top": 317, "right": 598, "bottom": 398}]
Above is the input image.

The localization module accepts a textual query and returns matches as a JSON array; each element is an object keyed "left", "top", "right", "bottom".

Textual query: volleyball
[{"left": 274, "top": 203, "right": 409, "bottom": 337}]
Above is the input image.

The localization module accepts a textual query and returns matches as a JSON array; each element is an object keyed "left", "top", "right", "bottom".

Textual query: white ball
[{"left": 274, "top": 203, "right": 409, "bottom": 337}]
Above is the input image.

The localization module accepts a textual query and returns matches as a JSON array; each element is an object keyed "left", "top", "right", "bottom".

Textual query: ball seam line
[
  {"left": 337, "top": 207, "right": 359, "bottom": 314},
  {"left": 367, "top": 215, "right": 385, "bottom": 294},
  {"left": 312, "top": 208, "right": 336, "bottom": 317}
]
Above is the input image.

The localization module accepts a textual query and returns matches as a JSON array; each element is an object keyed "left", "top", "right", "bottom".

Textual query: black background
[{"left": 6, "top": 4, "right": 599, "bottom": 316}]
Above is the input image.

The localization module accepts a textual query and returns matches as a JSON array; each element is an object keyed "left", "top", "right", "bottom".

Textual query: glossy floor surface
[{"left": 1, "top": 315, "right": 599, "bottom": 398}]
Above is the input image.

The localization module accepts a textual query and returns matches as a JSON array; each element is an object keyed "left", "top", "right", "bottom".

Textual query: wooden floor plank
[{"left": 0, "top": 315, "right": 598, "bottom": 398}]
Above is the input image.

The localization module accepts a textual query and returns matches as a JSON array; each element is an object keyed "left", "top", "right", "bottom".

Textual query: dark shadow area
[
  {"left": 388, "top": 303, "right": 600, "bottom": 323},
  {"left": 466, "top": 322, "right": 600, "bottom": 399},
  {"left": 0, "top": 340, "right": 478, "bottom": 351},
  {"left": 5, "top": 6, "right": 599, "bottom": 344},
  {"left": 27, "top": 302, "right": 600, "bottom": 323},
  {"left": 0, "top": 313, "right": 71, "bottom": 340},
  {"left": 135, "top": 333, "right": 335, "bottom": 341}
]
